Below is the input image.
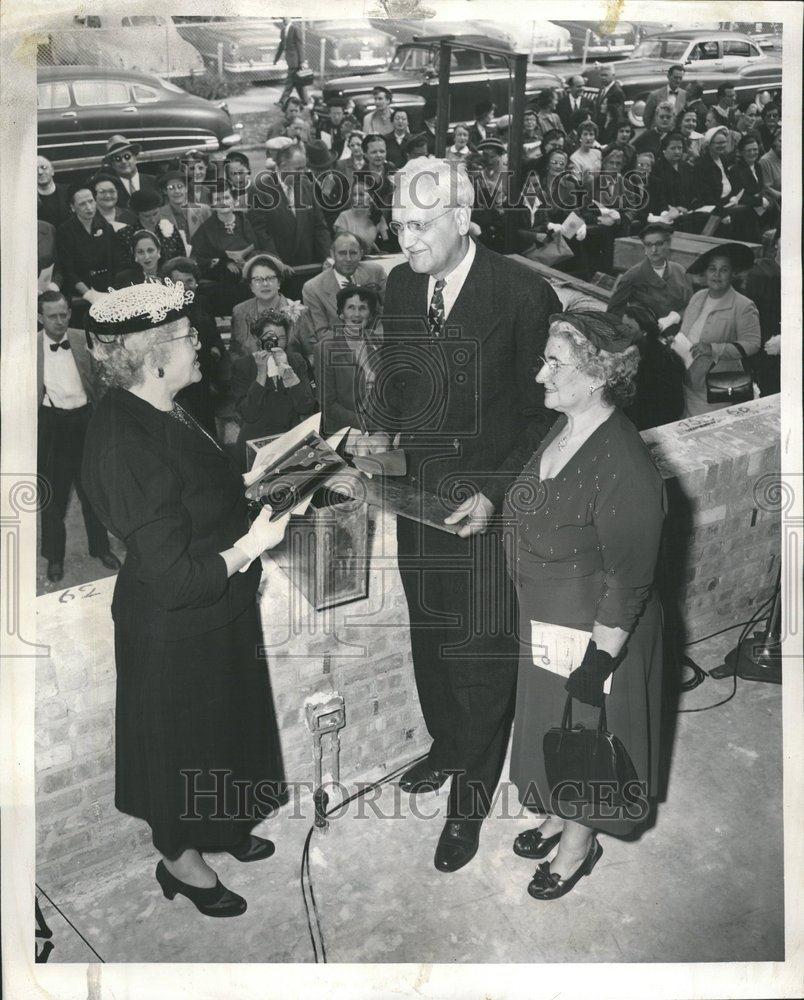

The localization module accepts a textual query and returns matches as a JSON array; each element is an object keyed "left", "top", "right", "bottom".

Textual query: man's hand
[
  {"left": 764, "top": 334, "right": 781, "bottom": 356},
  {"left": 443, "top": 492, "right": 494, "bottom": 538},
  {"left": 355, "top": 432, "right": 391, "bottom": 456}
]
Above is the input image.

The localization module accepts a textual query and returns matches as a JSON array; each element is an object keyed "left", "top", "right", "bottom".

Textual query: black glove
[{"left": 564, "top": 640, "right": 618, "bottom": 708}]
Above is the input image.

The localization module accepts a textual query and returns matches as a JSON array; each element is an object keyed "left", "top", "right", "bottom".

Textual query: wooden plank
[
  {"left": 508, "top": 254, "right": 611, "bottom": 303},
  {"left": 614, "top": 234, "right": 763, "bottom": 274}
]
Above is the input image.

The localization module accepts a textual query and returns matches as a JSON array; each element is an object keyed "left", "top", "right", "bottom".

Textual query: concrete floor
[{"left": 37, "top": 629, "right": 784, "bottom": 965}]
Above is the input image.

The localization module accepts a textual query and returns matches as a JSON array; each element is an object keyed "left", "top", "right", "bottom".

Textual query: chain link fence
[{"left": 36, "top": 17, "right": 398, "bottom": 97}]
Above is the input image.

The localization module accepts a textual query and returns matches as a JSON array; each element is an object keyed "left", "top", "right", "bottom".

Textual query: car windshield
[
  {"left": 632, "top": 37, "right": 690, "bottom": 60},
  {"left": 388, "top": 45, "right": 434, "bottom": 72}
]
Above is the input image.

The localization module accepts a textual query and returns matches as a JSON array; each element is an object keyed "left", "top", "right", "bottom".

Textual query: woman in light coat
[{"left": 677, "top": 244, "right": 761, "bottom": 417}]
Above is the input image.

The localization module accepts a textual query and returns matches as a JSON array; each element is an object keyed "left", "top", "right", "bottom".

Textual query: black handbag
[
  {"left": 705, "top": 342, "right": 754, "bottom": 404},
  {"left": 543, "top": 695, "right": 637, "bottom": 809}
]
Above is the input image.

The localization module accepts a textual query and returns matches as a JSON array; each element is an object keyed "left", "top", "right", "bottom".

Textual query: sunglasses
[{"left": 112, "top": 152, "right": 134, "bottom": 163}]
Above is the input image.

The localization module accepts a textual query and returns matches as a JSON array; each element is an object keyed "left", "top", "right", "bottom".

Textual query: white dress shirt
[
  {"left": 427, "top": 237, "right": 477, "bottom": 321},
  {"left": 42, "top": 333, "right": 87, "bottom": 409},
  {"left": 121, "top": 172, "right": 141, "bottom": 195}
]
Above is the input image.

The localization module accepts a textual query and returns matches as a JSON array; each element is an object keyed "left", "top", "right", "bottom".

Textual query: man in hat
[
  {"left": 37, "top": 290, "right": 120, "bottom": 583},
  {"left": 126, "top": 189, "right": 187, "bottom": 262},
  {"left": 102, "top": 135, "right": 159, "bottom": 208},
  {"left": 317, "top": 97, "right": 352, "bottom": 159},
  {"left": 608, "top": 222, "right": 693, "bottom": 326},
  {"left": 304, "top": 139, "right": 343, "bottom": 229},
  {"left": 467, "top": 101, "right": 497, "bottom": 149},
  {"left": 403, "top": 132, "right": 431, "bottom": 163},
  {"left": 362, "top": 86, "right": 394, "bottom": 137},
  {"left": 302, "top": 230, "right": 387, "bottom": 341},
  {"left": 364, "top": 157, "right": 560, "bottom": 874},
  {"left": 642, "top": 64, "right": 687, "bottom": 130}
]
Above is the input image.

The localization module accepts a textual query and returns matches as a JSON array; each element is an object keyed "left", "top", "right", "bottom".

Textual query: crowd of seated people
[{"left": 37, "top": 78, "right": 782, "bottom": 481}]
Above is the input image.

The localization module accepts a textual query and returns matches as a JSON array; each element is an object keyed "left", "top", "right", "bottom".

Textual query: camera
[{"left": 259, "top": 334, "right": 279, "bottom": 350}]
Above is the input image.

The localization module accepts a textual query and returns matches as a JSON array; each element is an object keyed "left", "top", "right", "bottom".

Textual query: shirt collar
[{"left": 428, "top": 237, "right": 476, "bottom": 293}]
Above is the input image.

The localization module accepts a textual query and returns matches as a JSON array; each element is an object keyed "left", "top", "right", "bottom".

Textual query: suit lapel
[{"left": 443, "top": 243, "right": 500, "bottom": 343}]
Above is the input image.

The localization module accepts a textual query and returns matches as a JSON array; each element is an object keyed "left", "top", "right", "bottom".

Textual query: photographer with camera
[{"left": 231, "top": 311, "right": 316, "bottom": 458}]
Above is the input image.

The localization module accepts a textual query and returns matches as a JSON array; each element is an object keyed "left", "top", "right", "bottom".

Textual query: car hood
[{"left": 191, "top": 22, "right": 280, "bottom": 44}]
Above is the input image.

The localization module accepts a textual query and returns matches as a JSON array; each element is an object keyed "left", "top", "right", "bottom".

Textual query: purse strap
[
  {"left": 707, "top": 340, "right": 752, "bottom": 379},
  {"left": 560, "top": 693, "right": 608, "bottom": 734}
]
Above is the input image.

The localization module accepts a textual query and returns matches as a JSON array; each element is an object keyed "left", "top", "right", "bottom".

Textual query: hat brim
[
  {"left": 104, "top": 141, "right": 141, "bottom": 160},
  {"left": 686, "top": 243, "right": 755, "bottom": 275}
]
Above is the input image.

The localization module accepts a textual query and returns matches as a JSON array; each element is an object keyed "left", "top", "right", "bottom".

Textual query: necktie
[
  {"left": 50, "top": 340, "right": 70, "bottom": 352},
  {"left": 428, "top": 279, "right": 446, "bottom": 338}
]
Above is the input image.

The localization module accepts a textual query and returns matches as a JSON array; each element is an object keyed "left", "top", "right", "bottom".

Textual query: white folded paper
[
  {"left": 670, "top": 331, "right": 695, "bottom": 369},
  {"left": 560, "top": 211, "right": 587, "bottom": 240},
  {"left": 530, "top": 620, "right": 612, "bottom": 694}
]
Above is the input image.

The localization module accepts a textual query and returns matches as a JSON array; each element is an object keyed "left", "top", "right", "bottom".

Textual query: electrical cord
[
  {"left": 35, "top": 883, "right": 105, "bottom": 962},
  {"left": 676, "top": 595, "right": 774, "bottom": 714},
  {"left": 300, "top": 752, "right": 429, "bottom": 963}
]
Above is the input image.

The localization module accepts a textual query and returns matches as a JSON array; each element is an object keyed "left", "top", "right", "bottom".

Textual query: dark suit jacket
[
  {"left": 109, "top": 171, "right": 160, "bottom": 210},
  {"left": 608, "top": 256, "right": 693, "bottom": 318},
  {"left": 248, "top": 176, "right": 331, "bottom": 266},
  {"left": 378, "top": 240, "right": 560, "bottom": 509},
  {"left": 556, "top": 95, "right": 594, "bottom": 132},
  {"left": 55, "top": 213, "right": 129, "bottom": 295},
  {"left": 692, "top": 154, "right": 734, "bottom": 211},
  {"left": 232, "top": 350, "right": 316, "bottom": 444},
  {"left": 648, "top": 158, "right": 698, "bottom": 213},
  {"left": 276, "top": 20, "right": 304, "bottom": 69},
  {"left": 82, "top": 387, "right": 261, "bottom": 640},
  {"left": 316, "top": 327, "right": 384, "bottom": 436},
  {"left": 728, "top": 160, "right": 766, "bottom": 209},
  {"left": 594, "top": 82, "right": 626, "bottom": 118}
]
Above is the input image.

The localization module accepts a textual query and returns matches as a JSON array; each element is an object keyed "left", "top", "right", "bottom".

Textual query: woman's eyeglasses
[
  {"left": 88, "top": 326, "right": 199, "bottom": 348},
  {"left": 535, "top": 355, "right": 577, "bottom": 376},
  {"left": 161, "top": 327, "right": 200, "bottom": 346},
  {"left": 388, "top": 209, "right": 454, "bottom": 237},
  {"left": 251, "top": 275, "right": 280, "bottom": 284}
]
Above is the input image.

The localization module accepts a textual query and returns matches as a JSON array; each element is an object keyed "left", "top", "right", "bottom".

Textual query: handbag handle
[
  {"left": 559, "top": 693, "right": 608, "bottom": 742},
  {"left": 706, "top": 340, "right": 752, "bottom": 379}
]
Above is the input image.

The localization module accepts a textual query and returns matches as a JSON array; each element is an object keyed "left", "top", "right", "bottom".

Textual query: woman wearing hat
[
  {"left": 113, "top": 230, "right": 164, "bottom": 288},
  {"left": 82, "top": 282, "right": 289, "bottom": 918},
  {"left": 692, "top": 127, "right": 760, "bottom": 241},
  {"left": 385, "top": 109, "right": 411, "bottom": 169},
  {"left": 91, "top": 172, "right": 137, "bottom": 231},
  {"left": 504, "top": 310, "right": 665, "bottom": 900},
  {"left": 181, "top": 149, "right": 213, "bottom": 206},
  {"left": 472, "top": 137, "right": 510, "bottom": 254},
  {"left": 728, "top": 133, "right": 775, "bottom": 232},
  {"left": 677, "top": 243, "right": 761, "bottom": 416},
  {"left": 192, "top": 186, "right": 260, "bottom": 317},
  {"left": 231, "top": 253, "right": 304, "bottom": 361},
  {"left": 125, "top": 189, "right": 187, "bottom": 263},
  {"left": 157, "top": 170, "right": 212, "bottom": 245}
]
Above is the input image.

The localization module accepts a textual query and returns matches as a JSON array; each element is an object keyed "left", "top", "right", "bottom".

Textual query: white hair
[{"left": 392, "top": 156, "right": 475, "bottom": 210}]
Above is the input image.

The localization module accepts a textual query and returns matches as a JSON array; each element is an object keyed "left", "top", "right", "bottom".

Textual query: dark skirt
[
  {"left": 509, "top": 568, "right": 663, "bottom": 836},
  {"left": 113, "top": 602, "right": 284, "bottom": 858}
]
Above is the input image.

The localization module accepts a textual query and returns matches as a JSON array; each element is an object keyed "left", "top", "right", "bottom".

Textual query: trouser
[
  {"left": 397, "top": 516, "right": 519, "bottom": 820},
  {"left": 279, "top": 69, "right": 309, "bottom": 106},
  {"left": 38, "top": 403, "right": 109, "bottom": 564}
]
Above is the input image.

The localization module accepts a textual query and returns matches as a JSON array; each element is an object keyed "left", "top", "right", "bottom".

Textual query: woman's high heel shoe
[
  {"left": 512, "top": 826, "right": 563, "bottom": 860},
  {"left": 526, "top": 838, "right": 603, "bottom": 900},
  {"left": 155, "top": 860, "right": 247, "bottom": 918}
]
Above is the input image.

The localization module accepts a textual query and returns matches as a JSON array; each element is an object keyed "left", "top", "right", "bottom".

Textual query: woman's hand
[
  {"left": 226, "top": 261, "right": 241, "bottom": 275},
  {"left": 254, "top": 349, "right": 271, "bottom": 386},
  {"left": 690, "top": 342, "right": 713, "bottom": 360},
  {"left": 444, "top": 493, "right": 494, "bottom": 538},
  {"left": 564, "top": 641, "right": 618, "bottom": 708},
  {"left": 234, "top": 506, "right": 291, "bottom": 569}
]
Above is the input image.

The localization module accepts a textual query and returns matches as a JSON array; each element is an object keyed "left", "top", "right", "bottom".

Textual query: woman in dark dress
[
  {"left": 113, "top": 229, "right": 163, "bottom": 288},
  {"left": 504, "top": 311, "right": 665, "bottom": 900},
  {"left": 192, "top": 186, "right": 259, "bottom": 317},
  {"left": 82, "top": 282, "right": 289, "bottom": 918}
]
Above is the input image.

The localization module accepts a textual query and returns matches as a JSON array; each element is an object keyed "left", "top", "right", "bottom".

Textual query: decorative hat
[
  {"left": 87, "top": 280, "right": 193, "bottom": 339},
  {"left": 129, "top": 188, "right": 163, "bottom": 213},
  {"left": 548, "top": 310, "right": 641, "bottom": 353},
  {"left": 686, "top": 242, "right": 755, "bottom": 276},
  {"left": 103, "top": 134, "right": 141, "bottom": 160}
]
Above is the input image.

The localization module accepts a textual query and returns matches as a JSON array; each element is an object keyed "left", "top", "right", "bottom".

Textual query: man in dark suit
[
  {"left": 101, "top": 135, "right": 160, "bottom": 210},
  {"left": 592, "top": 64, "right": 626, "bottom": 121},
  {"left": 642, "top": 65, "right": 687, "bottom": 130},
  {"left": 37, "top": 290, "right": 120, "bottom": 583},
  {"left": 556, "top": 76, "right": 594, "bottom": 133},
  {"left": 467, "top": 101, "right": 497, "bottom": 148},
  {"left": 249, "top": 144, "right": 331, "bottom": 267},
  {"left": 366, "top": 158, "right": 560, "bottom": 873},
  {"left": 275, "top": 17, "right": 309, "bottom": 106}
]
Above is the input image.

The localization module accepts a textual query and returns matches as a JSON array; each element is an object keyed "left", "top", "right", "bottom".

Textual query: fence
[{"left": 36, "top": 18, "right": 398, "bottom": 94}]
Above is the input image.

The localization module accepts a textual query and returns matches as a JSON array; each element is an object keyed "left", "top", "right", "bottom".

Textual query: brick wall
[{"left": 35, "top": 398, "right": 781, "bottom": 891}]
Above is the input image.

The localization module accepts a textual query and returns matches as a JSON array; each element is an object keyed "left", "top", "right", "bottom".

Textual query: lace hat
[{"left": 87, "top": 280, "right": 193, "bottom": 341}]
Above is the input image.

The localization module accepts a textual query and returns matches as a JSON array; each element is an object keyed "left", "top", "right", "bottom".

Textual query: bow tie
[
  {"left": 669, "top": 89, "right": 678, "bottom": 95},
  {"left": 50, "top": 340, "right": 71, "bottom": 352}
]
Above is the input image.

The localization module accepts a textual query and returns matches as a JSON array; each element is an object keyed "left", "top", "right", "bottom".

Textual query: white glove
[
  {"left": 546, "top": 222, "right": 563, "bottom": 233},
  {"left": 576, "top": 222, "right": 587, "bottom": 242},
  {"left": 234, "top": 506, "right": 290, "bottom": 571},
  {"left": 658, "top": 311, "right": 681, "bottom": 332}
]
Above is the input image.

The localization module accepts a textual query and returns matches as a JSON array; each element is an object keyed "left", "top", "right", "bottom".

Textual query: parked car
[
  {"left": 473, "top": 20, "right": 572, "bottom": 61},
  {"left": 37, "top": 65, "right": 242, "bottom": 175},
  {"left": 581, "top": 29, "right": 783, "bottom": 127},
  {"left": 549, "top": 20, "right": 638, "bottom": 59},
  {"left": 37, "top": 14, "right": 205, "bottom": 81},
  {"left": 173, "top": 16, "right": 284, "bottom": 82},
  {"left": 322, "top": 35, "right": 564, "bottom": 130},
  {"left": 719, "top": 22, "right": 783, "bottom": 51},
  {"left": 306, "top": 20, "right": 396, "bottom": 75},
  {"left": 368, "top": 18, "right": 519, "bottom": 49}
]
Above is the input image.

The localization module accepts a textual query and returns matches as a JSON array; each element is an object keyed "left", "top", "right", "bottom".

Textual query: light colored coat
[
  {"left": 301, "top": 261, "right": 387, "bottom": 338},
  {"left": 158, "top": 202, "right": 213, "bottom": 241}
]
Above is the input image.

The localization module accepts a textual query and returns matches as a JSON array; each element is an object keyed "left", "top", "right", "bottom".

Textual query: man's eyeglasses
[
  {"left": 112, "top": 152, "right": 134, "bottom": 163},
  {"left": 388, "top": 209, "right": 454, "bottom": 237}
]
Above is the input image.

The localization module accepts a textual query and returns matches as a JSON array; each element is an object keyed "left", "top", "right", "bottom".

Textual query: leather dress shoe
[
  {"left": 527, "top": 838, "right": 603, "bottom": 900},
  {"left": 46, "top": 561, "right": 64, "bottom": 584},
  {"left": 96, "top": 552, "right": 121, "bottom": 571},
  {"left": 226, "top": 835, "right": 276, "bottom": 863},
  {"left": 398, "top": 759, "right": 450, "bottom": 794},
  {"left": 513, "top": 825, "right": 563, "bottom": 860},
  {"left": 155, "top": 860, "right": 246, "bottom": 917},
  {"left": 434, "top": 818, "right": 481, "bottom": 873}
]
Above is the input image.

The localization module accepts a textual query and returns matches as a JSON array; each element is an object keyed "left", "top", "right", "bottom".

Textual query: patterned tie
[
  {"left": 50, "top": 340, "right": 70, "bottom": 352},
  {"left": 428, "top": 278, "right": 446, "bottom": 338}
]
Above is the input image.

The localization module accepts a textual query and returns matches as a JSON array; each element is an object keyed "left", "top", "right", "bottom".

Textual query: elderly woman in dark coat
[
  {"left": 692, "top": 127, "right": 761, "bottom": 242},
  {"left": 82, "top": 282, "right": 288, "bottom": 919},
  {"left": 504, "top": 311, "right": 665, "bottom": 900}
]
